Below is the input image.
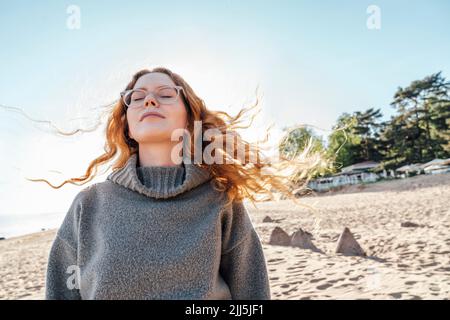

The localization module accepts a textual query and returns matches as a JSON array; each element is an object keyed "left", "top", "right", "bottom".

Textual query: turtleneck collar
[{"left": 106, "top": 153, "right": 212, "bottom": 199}]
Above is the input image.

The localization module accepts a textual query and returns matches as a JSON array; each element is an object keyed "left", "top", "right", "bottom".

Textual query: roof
[
  {"left": 395, "top": 159, "right": 450, "bottom": 172},
  {"left": 423, "top": 164, "right": 450, "bottom": 172},
  {"left": 341, "top": 161, "right": 380, "bottom": 173},
  {"left": 396, "top": 163, "right": 423, "bottom": 172},
  {"left": 420, "top": 158, "right": 450, "bottom": 169}
]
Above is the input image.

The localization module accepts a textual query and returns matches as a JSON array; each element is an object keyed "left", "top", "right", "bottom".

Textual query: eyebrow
[{"left": 134, "top": 84, "right": 172, "bottom": 91}]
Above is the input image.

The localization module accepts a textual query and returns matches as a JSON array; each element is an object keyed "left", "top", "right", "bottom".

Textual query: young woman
[{"left": 44, "top": 67, "right": 313, "bottom": 300}]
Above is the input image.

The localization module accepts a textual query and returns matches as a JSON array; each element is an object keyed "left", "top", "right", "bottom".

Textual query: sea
[{"left": 0, "top": 212, "right": 65, "bottom": 239}]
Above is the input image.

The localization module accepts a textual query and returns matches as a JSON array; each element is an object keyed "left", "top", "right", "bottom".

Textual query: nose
[{"left": 144, "top": 93, "right": 159, "bottom": 108}]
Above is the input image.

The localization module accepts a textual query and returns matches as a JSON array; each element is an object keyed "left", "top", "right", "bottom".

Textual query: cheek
[
  {"left": 168, "top": 103, "right": 188, "bottom": 127},
  {"left": 126, "top": 111, "right": 140, "bottom": 135}
]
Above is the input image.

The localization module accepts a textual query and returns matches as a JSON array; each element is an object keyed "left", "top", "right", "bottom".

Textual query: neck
[{"left": 138, "top": 141, "right": 181, "bottom": 167}]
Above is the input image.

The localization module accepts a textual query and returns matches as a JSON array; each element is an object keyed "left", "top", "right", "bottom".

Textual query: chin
[{"left": 134, "top": 132, "right": 172, "bottom": 143}]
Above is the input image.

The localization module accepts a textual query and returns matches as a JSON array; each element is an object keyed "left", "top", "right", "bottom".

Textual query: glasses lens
[
  {"left": 124, "top": 90, "right": 146, "bottom": 108},
  {"left": 123, "top": 87, "right": 180, "bottom": 108},
  {"left": 156, "top": 87, "right": 178, "bottom": 104}
]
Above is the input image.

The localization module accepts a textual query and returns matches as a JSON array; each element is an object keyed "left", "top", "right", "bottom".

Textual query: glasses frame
[{"left": 120, "top": 85, "right": 185, "bottom": 109}]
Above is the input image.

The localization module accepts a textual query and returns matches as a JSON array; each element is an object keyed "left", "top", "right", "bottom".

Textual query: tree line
[{"left": 279, "top": 72, "right": 450, "bottom": 175}]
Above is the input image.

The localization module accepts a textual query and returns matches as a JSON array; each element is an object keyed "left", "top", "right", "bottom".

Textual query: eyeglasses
[{"left": 120, "top": 85, "right": 184, "bottom": 109}]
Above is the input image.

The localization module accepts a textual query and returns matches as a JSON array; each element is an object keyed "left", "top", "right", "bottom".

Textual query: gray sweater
[{"left": 45, "top": 153, "right": 271, "bottom": 300}]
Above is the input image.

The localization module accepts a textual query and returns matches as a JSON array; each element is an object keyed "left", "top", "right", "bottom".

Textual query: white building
[{"left": 308, "top": 161, "right": 380, "bottom": 192}]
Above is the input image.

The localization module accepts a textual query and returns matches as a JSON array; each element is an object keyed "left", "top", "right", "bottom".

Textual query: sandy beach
[{"left": 1, "top": 173, "right": 449, "bottom": 300}]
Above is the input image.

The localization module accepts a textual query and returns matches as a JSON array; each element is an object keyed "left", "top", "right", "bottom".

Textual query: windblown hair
[{"left": 28, "top": 67, "right": 328, "bottom": 207}]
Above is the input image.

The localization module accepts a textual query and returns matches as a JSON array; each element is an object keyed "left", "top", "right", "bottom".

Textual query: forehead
[{"left": 133, "top": 72, "right": 175, "bottom": 90}]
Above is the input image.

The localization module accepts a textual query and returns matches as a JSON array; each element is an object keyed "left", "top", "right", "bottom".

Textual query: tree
[
  {"left": 278, "top": 126, "right": 328, "bottom": 178},
  {"left": 378, "top": 114, "right": 409, "bottom": 169},
  {"left": 353, "top": 108, "right": 383, "bottom": 162},
  {"left": 326, "top": 109, "right": 383, "bottom": 170},
  {"left": 279, "top": 126, "right": 324, "bottom": 158},
  {"left": 325, "top": 72, "right": 450, "bottom": 171},
  {"left": 326, "top": 113, "right": 360, "bottom": 170},
  {"left": 387, "top": 72, "right": 450, "bottom": 165}
]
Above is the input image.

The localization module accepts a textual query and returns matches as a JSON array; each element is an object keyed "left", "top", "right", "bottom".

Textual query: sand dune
[{"left": 1, "top": 173, "right": 449, "bottom": 299}]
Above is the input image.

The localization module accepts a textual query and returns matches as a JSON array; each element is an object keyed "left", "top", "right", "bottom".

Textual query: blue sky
[{"left": 0, "top": 0, "right": 449, "bottom": 221}]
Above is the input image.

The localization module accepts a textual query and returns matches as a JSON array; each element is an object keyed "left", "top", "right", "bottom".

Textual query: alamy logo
[
  {"left": 66, "top": 5, "right": 81, "bottom": 30},
  {"left": 66, "top": 265, "right": 81, "bottom": 290},
  {"left": 366, "top": 5, "right": 381, "bottom": 30}
]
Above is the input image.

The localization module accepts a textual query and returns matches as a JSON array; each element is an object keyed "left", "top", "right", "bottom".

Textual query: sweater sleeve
[
  {"left": 45, "top": 190, "right": 86, "bottom": 300},
  {"left": 219, "top": 200, "right": 271, "bottom": 300}
]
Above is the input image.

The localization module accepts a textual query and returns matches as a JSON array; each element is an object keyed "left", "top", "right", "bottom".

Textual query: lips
[{"left": 140, "top": 111, "right": 166, "bottom": 121}]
